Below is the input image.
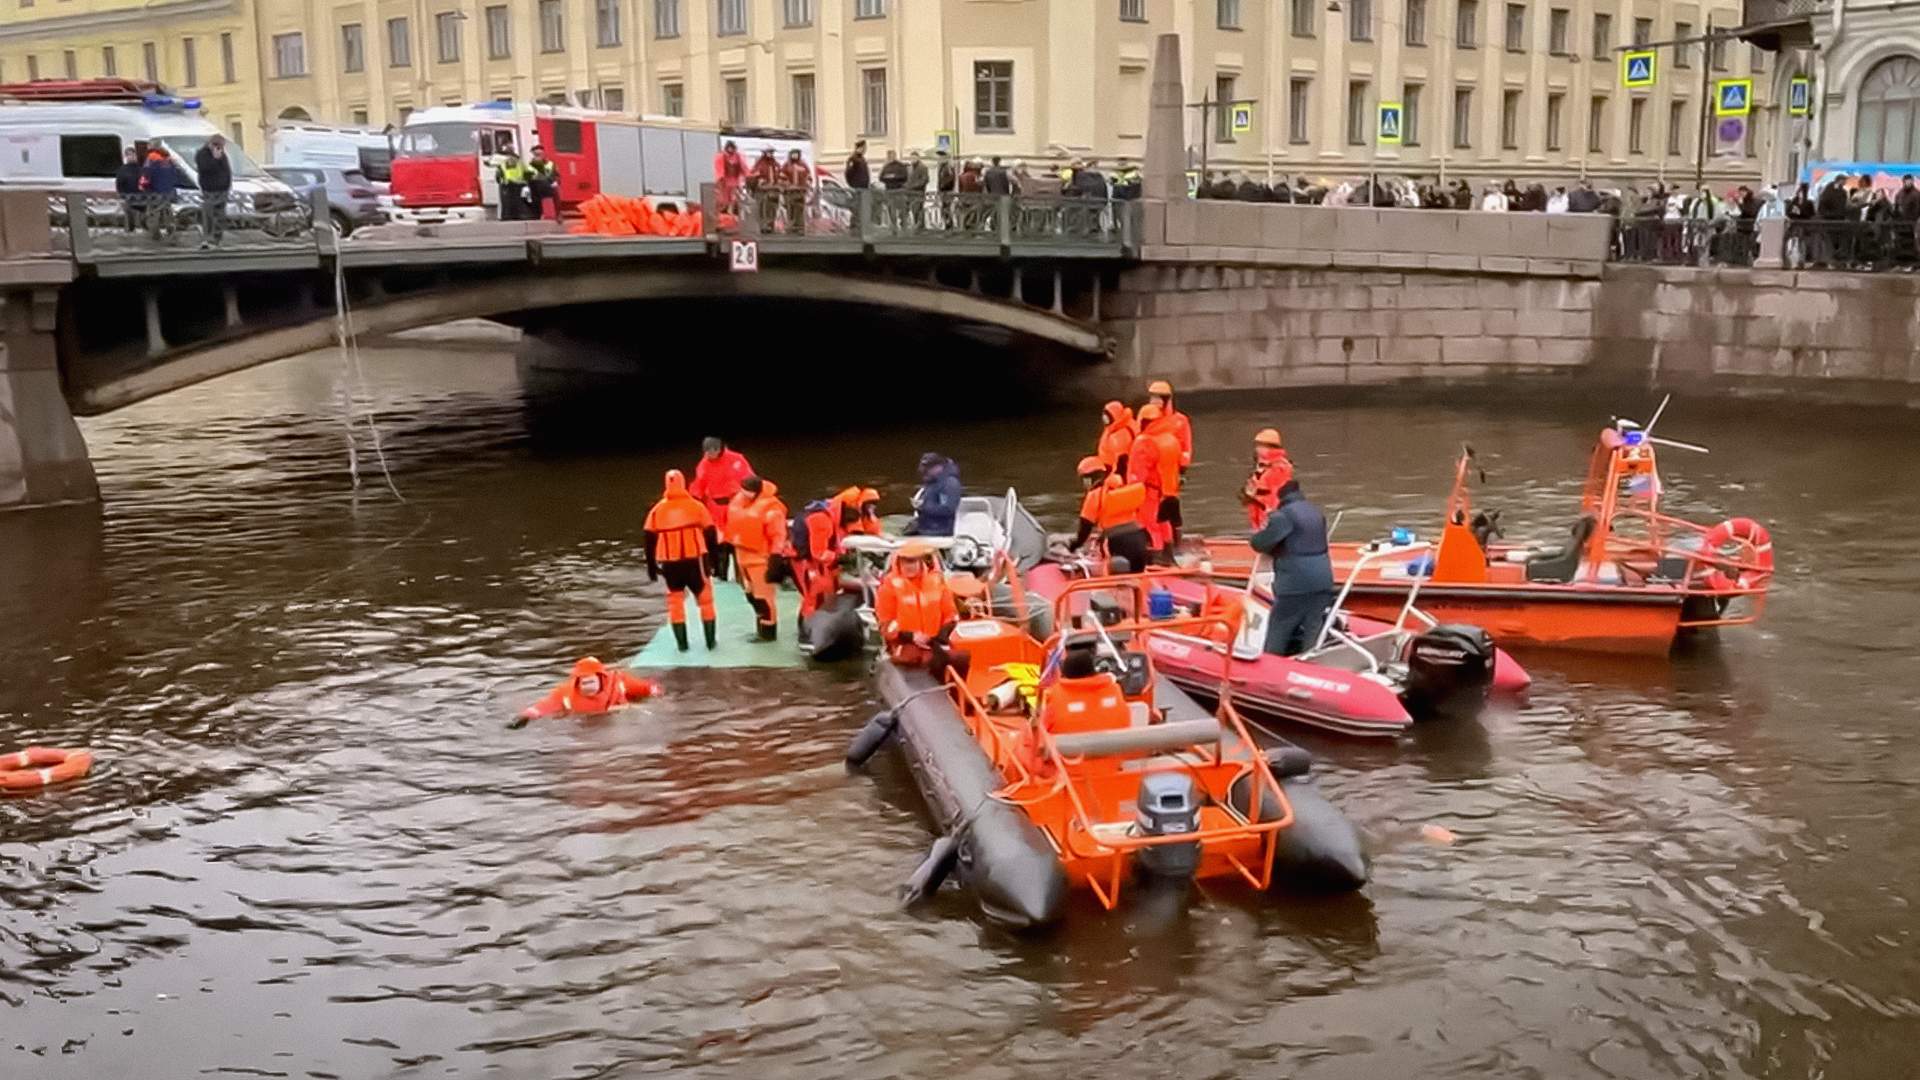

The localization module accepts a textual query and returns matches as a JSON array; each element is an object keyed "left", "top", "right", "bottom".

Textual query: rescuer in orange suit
[
  {"left": 1096, "top": 401, "right": 1137, "bottom": 478},
  {"left": 794, "top": 486, "right": 863, "bottom": 632},
  {"left": 712, "top": 140, "right": 747, "bottom": 213},
  {"left": 644, "top": 469, "right": 720, "bottom": 651},
  {"left": 1130, "top": 403, "right": 1178, "bottom": 558},
  {"left": 873, "top": 539, "right": 970, "bottom": 682},
  {"left": 1145, "top": 379, "right": 1194, "bottom": 470},
  {"left": 510, "top": 656, "right": 660, "bottom": 728},
  {"left": 850, "top": 487, "right": 884, "bottom": 536},
  {"left": 725, "top": 475, "right": 789, "bottom": 641},
  {"left": 778, "top": 148, "right": 813, "bottom": 235},
  {"left": 1240, "top": 427, "right": 1295, "bottom": 529},
  {"left": 1069, "top": 456, "right": 1153, "bottom": 574},
  {"left": 1139, "top": 401, "right": 1188, "bottom": 551},
  {"left": 689, "top": 436, "right": 755, "bottom": 580},
  {"left": 749, "top": 148, "right": 780, "bottom": 233}
]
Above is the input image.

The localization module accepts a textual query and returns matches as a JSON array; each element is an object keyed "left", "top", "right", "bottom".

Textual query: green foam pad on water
[{"left": 628, "top": 582, "right": 811, "bottom": 669}]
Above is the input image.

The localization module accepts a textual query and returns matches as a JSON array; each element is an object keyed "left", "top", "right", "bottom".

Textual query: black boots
[
  {"left": 703, "top": 618, "right": 718, "bottom": 649},
  {"left": 672, "top": 622, "right": 690, "bottom": 651},
  {"left": 757, "top": 622, "right": 778, "bottom": 641}
]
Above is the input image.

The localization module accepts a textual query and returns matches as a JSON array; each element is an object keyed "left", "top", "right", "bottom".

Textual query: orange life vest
[
  {"left": 873, "top": 563, "right": 958, "bottom": 660},
  {"left": 1244, "top": 450, "right": 1295, "bottom": 528},
  {"left": 1080, "top": 474, "right": 1147, "bottom": 530},
  {"left": 725, "top": 483, "right": 788, "bottom": 556},
  {"left": 645, "top": 472, "right": 714, "bottom": 563},
  {"left": 1039, "top": 673, "right": 1131, "bottom": 735},
  {"left": 1141, "top": 419, "right": 1184, "bottom": 496}
]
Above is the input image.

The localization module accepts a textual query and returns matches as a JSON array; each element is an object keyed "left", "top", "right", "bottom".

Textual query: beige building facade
[{"left": 3, "top": 0, "right": 1772, "bottom": 183}]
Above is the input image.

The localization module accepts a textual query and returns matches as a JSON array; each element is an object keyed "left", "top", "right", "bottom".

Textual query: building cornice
[{"left": 0, "top": 0, "right": 242, "bottom": 44}]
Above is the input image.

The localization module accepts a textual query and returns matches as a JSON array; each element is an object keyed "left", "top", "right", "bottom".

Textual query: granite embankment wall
[{"left": 1097, "top": 201, "right": 1920, "bottom": 407}]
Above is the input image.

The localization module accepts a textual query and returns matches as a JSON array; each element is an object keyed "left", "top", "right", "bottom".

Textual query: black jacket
[
  {"left": 845, "top": 153, "right": 870, "bottom": 189},
  {"left": 194, "top": 145, "right": 233, "bottom": 193},
  {"left": 1816, "top": 185, "right": 1851, "bottom": 220},
  {"left": 878, "top": 159, "right": 909, "bottom": 190},
  {"left": 983, "top": 166, "right": 1012, "bottom": 195},
  {"left": 115, "top": 162, "right": 143, "bottom": 195},
  {"left": 905, "top": 161, "right": 929, "bottom": 191}
]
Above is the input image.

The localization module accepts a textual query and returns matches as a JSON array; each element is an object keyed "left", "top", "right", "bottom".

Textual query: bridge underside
[{"left": 58, "top": 260, "right": 1113, "bottom": 417}]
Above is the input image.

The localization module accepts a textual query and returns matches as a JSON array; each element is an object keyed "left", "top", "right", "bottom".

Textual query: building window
[
  {"left": 1120, "top": 0, "right": 1145, "bottom": 20},
  {"left": 1854, "top": 55, "right": 1920, "bottom": 161},
  {"left": 182, "top": 38, "right": 198, "bottom": 86},
  {"left": 1290, "top": 0, "right": 1315, "bottom": 37},
  {"left": 1751, "top": 44, "right": 1767, "bottom": 73},
  {"left": 1218, "top": 0, "right": 1240, "bottom": 30},
  {"left": 435, "top": 13, "right": 461, "bottom": 62},
  {"left": 273, "top": 33, "right": 306, "bottom": 77},
  {"left": 1628, "top": 96, "right": 1646, "bottom": 152},
  {"left": 1456, "top": 0, "right": 1478, "bottom": 48},
  {"left": 103, "top": 46, "right": 117, "bottom": 77},
  {"left": 1548, "top": 8, "right": 1567, "bottom": 54},
  {"left": 1591, "top": 13, "right": 1611, "bottom": 59},
  {"left": 1405, "top": 0, "right": 1426, "bottom": 44},
  {"left": 724, "top": 76, "right": 747, "bottom": 124},
  {"left": 143, "top": 41, "right": 158, "bottom": 82},
  {"left": 974, "top": 60, "right": 1013, "bottom": 131},
  {"left": 661, "top": 82, "right": 684, "bottom": 116},
  {"left": 1349, "top": 0, "right": 1372, "bottom": 41},
  {"left": 387, "top": 18, "right": 412, "bottom": 66},
  {"left": 1214, "top": 74, "right": 1237, "bottom": 141},
  {"left": 228, "top": 119, "right": 244, "bottom": 145},
  {"left": 1288, "top": 77, "right": 1311, "bottom": 143},
  {"left": 1347, "top": 80, "right": 1369, "bottom": 144},
  {"left": 596, "top": 0, "right": 622, "bottom": 46},
  {"left": 1709, "top": 30, "right": 1728, "bottom": 71},
  {"left": 485, "top": 6, "right": 510, "bottom": 57},
  {"left": 861, "top": 67, "right": 888, "bottom": 135},
  {"left": 857, "top": 0, "right": 887, "bottom": 16},
  {"left": 1500, "top": 89, "right": 1520, "bottom": 147},
  {"left": 340, "top": 24, "right": 365, "bottom": 72},
  {"left": 220, "top": 32, "right": 235, "bottom": 82},
  {"left": 791, "top": 73, "right": 815, "bottom": 133},
  {"left": 1504, "top": 4, "right": 1524, "bottom": 51},
  {"left": 26, "top": 56, "right": 39, "bottom": 81},
  {"left": 539, "top": 1, "right": 564, "bottom": 49},
  {"left": 64, "top": 49, "right": 78, "bottom": 80},
  {"left": 351, "top": 106, "right": 370, "bottom": 124},
  {"left": 1588, "top": 95, "right": 1606, "bottom": 152},
  {"left": 717, "top": 0, "right": 746, "bottom": 35},
  {"left": 397, "top": 104, "right": 414, "bottom": 122},
  {"left": 1452, "top": 86, "right": 1472, "bottom": 147},
  {"left": 1667, "top": 99, "right": 1685, "bottom": 155},
  {"left": 1673, "top": 22, "right": 1691, "bottom": 67},
  {"left": 1403, "top": 82, "right": 1423, "bottom": 144},
  {"left": 783, "top": 0, "right": 811, "bottom": 27},
  {"left": 1546, "top": 92, "right": 1563, "bottom": 149},
  {"left": 1632, "top": 17, "right": 1651, "bottom": 46},
  {"left": 601, "top": 86, "right": 625, "bottom": 111},
  {"left": 654, "top": 0, "right": 679, "bottom": 37}
]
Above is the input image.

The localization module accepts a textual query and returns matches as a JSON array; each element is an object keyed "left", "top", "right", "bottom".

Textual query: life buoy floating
[
  {"left": 1700, "top": 517, "right": 1774, "bottom": 592},
  {"left": 0, "top": 747, "right": 93, "bottom": 794}
]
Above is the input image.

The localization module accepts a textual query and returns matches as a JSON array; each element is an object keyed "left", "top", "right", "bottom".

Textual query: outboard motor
[
  {"left": 1404, "top": 623, "right": 1495, "bottom": 717},
  {"left": 1134, "top": 773, "right": 1202, "bottom": 879}
]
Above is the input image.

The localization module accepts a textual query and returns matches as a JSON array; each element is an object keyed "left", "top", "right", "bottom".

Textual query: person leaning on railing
[{"left": 138, "top": 147, "right": 185, "bottom": 242}]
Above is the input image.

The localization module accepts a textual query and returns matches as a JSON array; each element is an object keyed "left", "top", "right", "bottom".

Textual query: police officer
[{"left": 495, "top": 148, "right": 530, "bottom": 221}]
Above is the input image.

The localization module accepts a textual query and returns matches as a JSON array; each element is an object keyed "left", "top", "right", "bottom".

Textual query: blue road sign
[
  {"left": 1716, "top": 79, "right": 1753, "bottom": 117},
  {"left": 1622, "top": 51, "right": 1656, "bottom": 89},
  {"left": 1377, "top": 103, "right": 1404, "bottom": 144},
  {"left": 1789, "top": 77, "right": 1811, "bottom": 116}
]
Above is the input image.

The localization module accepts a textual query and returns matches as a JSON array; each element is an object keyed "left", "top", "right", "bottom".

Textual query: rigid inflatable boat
[
  {"left": 855, "top": 571, "right": 1368, "bottom": 928},
  {"left": 1201, "top": 415, "right": 1774, "bottom": 654}
]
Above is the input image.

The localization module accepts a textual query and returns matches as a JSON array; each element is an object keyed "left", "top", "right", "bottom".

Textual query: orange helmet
[
  {"left": 1254, "top": 427, "right": 1284, "bottom": 448},
  {"left": 1077, "top": 455, "right": 1107, "bottom": 477},
  {"left": 858, "top": 486, "right": 880, "bottom": 506},
  {"left": 1147, "top": 379, "right": 1174, "bottom": 398},
  {"left": 1137, "top": 402, "right": 1164, "bottom": 422},
  {"left": 897, "top": 539, "right": 936, "bottom": 560}
]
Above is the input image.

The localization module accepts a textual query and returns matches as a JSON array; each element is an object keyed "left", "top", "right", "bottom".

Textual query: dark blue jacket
[
  {"left": 906, "top": 457, "right": 962, "bottom": 536},
  {"left": 1249, "top": 484, "right": 1334, "bottom": 596},
  {"left": 140, "top": 158, "right": 183, "bottom": 196}
]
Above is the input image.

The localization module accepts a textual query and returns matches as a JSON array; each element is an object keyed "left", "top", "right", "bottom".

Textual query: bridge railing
[
  {"left": 52, "top": 191, "right": 317, "bottom": 260},
  {"left": 703, "top": 183, "right": 1138, "bottom": 252}
]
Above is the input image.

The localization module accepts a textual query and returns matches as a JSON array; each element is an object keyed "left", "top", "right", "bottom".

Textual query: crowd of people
[{"left": 111, "top": 134, "right": 235, "bottom": 247}]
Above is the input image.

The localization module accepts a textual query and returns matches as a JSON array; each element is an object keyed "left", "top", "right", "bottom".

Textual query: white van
[
  {"left": 267, "top": 122, "right": 394, "bottom": 185},
  {"left": 0, "top": 99, "right": 298, "bottom": 216}
]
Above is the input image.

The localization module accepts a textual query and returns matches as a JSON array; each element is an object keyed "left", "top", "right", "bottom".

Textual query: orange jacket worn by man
[
  {"left": 1241, "top": 427, "right": 1295, "bottom": 529},
  {"left": 644, "top": 469, "right": 720, "bottom": 651},
  {"left": 873, "top": 540, "right": 970, "bottom": 682},
  {"left": 1145, "top": 379, "right": 1194, "bottom": 469},
  {"left": 1069, "top": 457, "right": 1154, "bottom": 574},
  {"left": 1096, "top": 401, "right": 1137, "bottom": 478},
  {"left": 1140, "top": 402, "right": 1188, "bottom": 551},
  {"left": 512, "top": 657, "right": 660, "bottom": 728},
  {"left": 1129, "top": 405, "right": 1171, "bottom": 554},
  {"left": 689, "top": 436, "right": 755, "bottom": 578},
  {"left": 849, "top": 487, "right": 884, "bottom": 536},
  {"left": 725, "top": 476, "right": 789, "bottom": 641},
  {"left": 794, "top": 487, "right": 863, "bottom": 629}
]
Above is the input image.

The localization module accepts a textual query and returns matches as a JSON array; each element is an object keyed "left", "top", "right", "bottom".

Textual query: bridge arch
[{"left": 69, "top": 266, "right": 1106, "bottom": 415}]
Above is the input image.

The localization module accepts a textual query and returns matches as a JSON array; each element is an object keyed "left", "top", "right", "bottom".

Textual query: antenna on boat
[{"left": 1636, "top": 393, "right": 1710, "bottom": 454}]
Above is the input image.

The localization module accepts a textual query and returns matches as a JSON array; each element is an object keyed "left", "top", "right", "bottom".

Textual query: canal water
[{"left": 3, "top": 343, "right": 1918, "bottom": 1079}]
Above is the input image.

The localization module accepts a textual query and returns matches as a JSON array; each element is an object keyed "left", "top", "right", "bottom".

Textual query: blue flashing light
[
  {"left": 1624, "top": 430, "right": 1646, "bottom": 445},
  {"left": 140, "top": 92, "right": 200, "bottom": 111},
  {"left": 1390, "top": 527, "right": 1416, "bottom": 546},
  {"left": 475, "top": 100, "right": 514, "bottom": 110}
]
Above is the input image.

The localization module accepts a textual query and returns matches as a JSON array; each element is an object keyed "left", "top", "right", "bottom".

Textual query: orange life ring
[
  {"left": 1699, "top": 517, "right": 1774, "bottom": 591},
  {"left": 0, "top": 747, "right": 93, "bottom": 794}
]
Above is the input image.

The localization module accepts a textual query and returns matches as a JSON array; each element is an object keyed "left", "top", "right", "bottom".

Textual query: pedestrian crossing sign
[
  {"left": 1789, "top": 76, "right": 1812, "bottom": 116},
  {"left": 1230, "top": 104, "right": 1254, "bottom": 136},
  {"left": 1622, "top": 50, "right": 1657, "bottom": 89},
  {"left": 1377, "top": 102, "right": 1404, "bottom": 144},
  {"left": 1716, "top": 79, "right": 1753, "bottom": 117}
]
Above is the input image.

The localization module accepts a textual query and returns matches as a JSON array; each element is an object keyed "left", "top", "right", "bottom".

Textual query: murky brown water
[{"left": 4, "top": 344, "right": 1919, "bottom": 1079}]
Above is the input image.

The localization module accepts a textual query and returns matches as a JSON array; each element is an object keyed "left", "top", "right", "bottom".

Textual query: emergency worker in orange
[
  {"left": 794, "top": 487, "right": 863, "bottom": 631},
  {"left": 1139, "top": 402, "right": 1187, "bottom": 550},
  {"left": 1144, "top": 379, "right": 1194, "bottom": 469},
  {"left": 511, "top": 657, "right": 659, "bottom": 728},
  {"left": 1068, "top": 456, "right": 1153, "bottom": 574},
  {"left": 873, "top": 540, "right": 970, "bottom": 682},
  {"left": 1240, "top": 427, "right": 1295, "bottom": 529},
  {"left": 778, "top": 148, "right": 813, "bottom": 235},
  {"left": 850, "top": 487, "right": 884, "bottom": 536},
  {"left": 1096, "top": 401, "right": 1136, "bottom": 477},
  {"left": 689, "top": 436, "right": 755, "bottom": 579},
  {"left": 725, "top": 475, "right": 789, "bottom": 641},
  {"left": 644, "top": 470, "right": 720, "bottom": 651},
  {"left": 1129, "top": 404, "right": 1173, "bottom": 558}
]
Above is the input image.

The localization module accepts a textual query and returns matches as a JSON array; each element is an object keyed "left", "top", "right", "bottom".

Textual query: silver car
[{"left": 265, "top": 165, "right": 388, "bottom": 234}]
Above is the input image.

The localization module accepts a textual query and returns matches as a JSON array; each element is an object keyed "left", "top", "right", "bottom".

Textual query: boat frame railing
[{"left": 1240, "top": 540, "right": 1438, "bottom": 669}]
